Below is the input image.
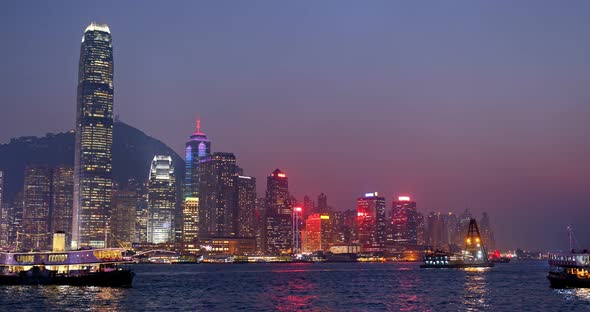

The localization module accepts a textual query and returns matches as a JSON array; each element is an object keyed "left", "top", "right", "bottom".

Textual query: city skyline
[{"left": 1, "top": 2, "right": 590, "bottom": 251}]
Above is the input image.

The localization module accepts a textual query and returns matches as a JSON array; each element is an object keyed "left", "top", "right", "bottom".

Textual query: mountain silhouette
[{"left": 0, "top": 122, "right": 184, "bottom": 203}]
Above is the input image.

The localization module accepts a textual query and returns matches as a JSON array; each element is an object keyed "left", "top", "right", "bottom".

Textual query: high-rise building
[
  {"left": 184, "top": 119, "right": 211, "bottom": 199},
  {"left": 235, "top": 175, "right": 256, "bottom": 238},
  {"left": 479, "top": 212, "right": 495, "bottom": 252},
  {"left": 133, "top": 180, "right": 148, "bottom": 243},
  {"left": 390, "top": 196, "right": 419, "bottom": 246},
  {"left": 182, "top": 197, "right": 200, "bottom": 244},
  {"left": 199, "top": 152, "right": 238, "bottom": 237},
  {"left": 0, "top": 170, "right": 3, "bottom": 213},
  {"left": 303, "top": 213, "right": 332, "bottom": 252},
  {"left": 72, "top": 23, "right": 114, "bottom": 249},
  {"left": 356, "top": 192, "right": 386, "bottom": 252},
  {"left": 302, "top": 195, "right": 314, "bottom": 220},
  {"left": 426, "top": 212, "right": 457, "bottom": 251},
  {"left": 147, "top": 156, "right": 176, "bottom": 244},
  {"left": 0, "top": 170, "right": 6, "bottom": 247},
  {"left": 22, "top": 165, "right": 52, "bottom": 250},
  {"left": 50, "top": 165, "right": 74, "bottom": 247},
  {"left": 317, "top": 193, "right": 328, "bottom": 213},
  {"left": 264, "top": 169, "right": 292, "bottom": 255},
  {"left": 111, "top": 186, "right": 137, "bottom": 248}
]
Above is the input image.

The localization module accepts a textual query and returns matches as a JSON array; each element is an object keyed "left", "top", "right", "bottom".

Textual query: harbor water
[{"left": 0, "top": 260, "right": 589, "bottom": 311}]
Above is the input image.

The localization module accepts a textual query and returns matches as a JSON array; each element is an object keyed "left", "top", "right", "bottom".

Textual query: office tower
[
  {"left": 416, "top": 212, "right": 425, "bottom": 246},
  {"left": 147, "top": 156, "right": 176, "bottom": 244},
  {"left": 479, "top": 212, "right": 496, "bottom": 252},
  {"left": 10, "top": 192, "right": 24, "bottom": 247},
  {"left": 199, "top": 152, "right": 238, "bottom": 237},
  {"left": 111, "top": 186, "right": 137, "bottom": 247},
  {"left": 50, "top": 165, "right": 74, "bottom": 247},
  {"left": 22, "top": 165, "right": 52, "bottom": 250},
  {"left": 184, "top": 119, "right": 211, "bottom": 198},
  {"left": 426, "top": 212, "right": 457, "bottom": 251},
  {"left": 317, "top": 193, "right": 328, "bottom": 213},
  {"left": 356, "top": 192, "right": 386, "bottom": 252},
  {"left": 182, "top": 197, "right": 199, "bottom": 244},
  {"left": 235, "top": 175, "right": 256, "bottom": 238},
  {"left": 391, "top": 196, "right": 419, "bottom": 246},
  {"left": 133, "top": 180, "right": 148, "bottom": 243},
  {"left": 0, "top": 170, "right": 3, "bottom": 214},
  {"left": 302, "top": 195, "right": 313, "bottom": 219},
  {"left": 0, "top": 171, "right": 5, "bottom": 247},
  {"left": 264, "top": 169, "right": 293, "bottom": 255},
  {"left": 73, "top": 23, "right": 114, "bottom": 249},
  {"left": 303, "top": 213, "right": 332, "bottom": 252}
]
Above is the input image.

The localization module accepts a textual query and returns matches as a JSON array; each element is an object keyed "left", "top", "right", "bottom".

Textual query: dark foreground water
[{"left": 0, "top": 261, "right": 589, "bottom": 311}]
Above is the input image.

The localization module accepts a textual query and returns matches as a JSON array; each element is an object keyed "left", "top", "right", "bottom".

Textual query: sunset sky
[{"left": 1, "top": 1, "right": 589, "bottom": 250}]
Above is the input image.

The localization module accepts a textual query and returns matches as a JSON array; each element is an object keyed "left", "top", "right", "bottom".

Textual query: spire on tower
[{"left": 196, "top": 118, "right": 201, "bottom": 133}]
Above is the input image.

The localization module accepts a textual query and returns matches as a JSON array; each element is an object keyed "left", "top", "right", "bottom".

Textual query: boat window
[
  {"left": 48, "top": 254, "right": 68, "bottom": 263},
  {"left": 14, "top": 255, "right": 34, "bottom": 263}
]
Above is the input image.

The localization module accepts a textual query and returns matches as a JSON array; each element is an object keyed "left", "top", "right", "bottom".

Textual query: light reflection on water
[{"left": 0, "top": 262, "right": 589, "bottom": 311}]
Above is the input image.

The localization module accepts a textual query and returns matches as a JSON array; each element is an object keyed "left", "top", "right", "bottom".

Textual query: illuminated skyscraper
[
  {"left": 50, "top": 165, "right": 74, "bottom": 247},
  {"left": 184, "top": 119, "right": 211, "bottom": 199},
  {"left": 182, "top": 197, "right": 200, "bottom": 244},
  {"left": 356, "top": 192, "right": 386, "bottom": 252},
  {"left": 111, "top": 185, "right": 137, "bottom": 248},
  {"left": 390, "top": 196, "right": 418, "bottom": 246},
  {"left": 22, "top": 165, "right": 52, "bottom": 250},
  {"left": 147, "top": 156, "right": 176, "bottom": 244},
  {"left": 235, "top": 175, "right": 256, "bottom": 238},
  {"left": 0, "top": 170, "right": 8, "bottom": 247},
  {"left": 264, "top": 169, "right": 292, "bottom": 254},
  {"left": 303, "top": 213, "right": 332, "bottom": 252},
  {"left": 317, "top": 193, "right": 328, "bottom": 213},
  {"left": 199, "top": 153, "right": 238, "bottom": 237},
  {"left": 72, "top": 23, "right": 114, "bottom": 249},
  {"left": 0, "top": 170, "right": 3, "bottom": 213}
]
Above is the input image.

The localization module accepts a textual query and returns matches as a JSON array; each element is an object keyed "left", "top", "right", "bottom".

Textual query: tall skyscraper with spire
[
  {"left": 184, "top": 119, "right": 211, "bottom": 199},
  {"left": 72, "top": 23, "right": 114, "bottom": 249}
]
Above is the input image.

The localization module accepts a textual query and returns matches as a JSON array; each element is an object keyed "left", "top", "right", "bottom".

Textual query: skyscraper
[
  {"left": 0, "top": 170, "right": 3, "bottom": 213},
  {"left": 50, "top": 165, "right": 74, "bottom": 247},
  {"left": 317, "top": 193, "right": 328, "bottom": 213},
  {"left": 303, "top": 213, "right": 332, "bottom": 252},
  {"left": 184, "top": 119, "right": 211, "bottom": 199},
  {"left": 199, "top": 152, "right": 238, "bottom": 237},
  {"left": 479, "top": 212, "right": 496, "bottom": 252},
  {"left": 390, "top": 196, "right": 419, "bottom": 246},
  {"left": 22, "top": 165, "right": 52, "bottom": 250},
  {"left": 235, "top": 175, "right": 257, "bottom": 238},
  {"left": 356, "top": 192, "right": 386, "bottom": 252},
  {"left": 182, "top": 197, "right": 200, "bottom": 244},
  {"left": 73, "top": 23, "right": 114, "bottom": 249},
  {"left": 147, "top": 156, "right": 176, "bottom": 244},
  {"left": 111, "top": 185, "right": 137, "bottom": 248},
  {"left": 264, "top": 169, "right": 293, "bottom": 255}
]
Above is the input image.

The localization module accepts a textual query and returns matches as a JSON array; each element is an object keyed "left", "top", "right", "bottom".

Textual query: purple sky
[{"left": 1, "top": 1, "right": 589, "bottom": 250}]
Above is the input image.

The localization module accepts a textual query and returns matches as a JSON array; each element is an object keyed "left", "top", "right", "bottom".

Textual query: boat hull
[
  {"left": 547, "top": 272, "right": 590, "bottom": 288},
  {"left": 420, "top": 263, "right": 494, "bottom": 269},
  {"left": 0, "top": 270, "right": 134, "bottom": 287}
]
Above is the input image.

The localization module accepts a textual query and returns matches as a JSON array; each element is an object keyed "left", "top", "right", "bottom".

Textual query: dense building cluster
[{"left": 0, "top": 23, "right": 497, "bottom": 257}]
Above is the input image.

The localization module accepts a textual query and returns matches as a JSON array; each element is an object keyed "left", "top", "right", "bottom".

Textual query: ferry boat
[
  {"left": 0, "top": 234, "right": 134, "bottom": 287},
  {"left": 421, "top": 218, "right": 494, "bottom": 268},
  {"left": 547, "top": 227, "right": 590, "bottom": 288},
  {"left": 547, "top": 250, "right": 590, "bottom": 288}
]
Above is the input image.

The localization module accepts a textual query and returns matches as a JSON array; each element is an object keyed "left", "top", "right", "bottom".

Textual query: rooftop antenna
[
  {"left": 567, "top": 225, "right": 579, "bottom": 251},
  {"left": 196, "top": 117, "right": 201, "bottom": 133}
]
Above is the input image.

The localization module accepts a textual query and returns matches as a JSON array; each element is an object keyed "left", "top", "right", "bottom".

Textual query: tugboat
[
  {"left": 0, "top": 233, "right": 134, "bottom": 287},
  {"left": 547, "top": 227, "right": 590, "bottom": 288},
  {"left": 421, "top": 218, "right": 494, "bottom": 268}
]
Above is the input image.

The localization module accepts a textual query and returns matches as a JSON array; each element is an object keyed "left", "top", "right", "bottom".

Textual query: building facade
[
  {"left": 182, "top": 197, "right": 200, "bottom": 245},
  {"left": 147, "top": 156, "right": 176, "bottom": 244},
  {"left": 356, "top": 192, "right": 386, "bottom": 252},
  {"left": 199, "top": 152, "right": 238, "bottom": 238},
  {"left": 50, "top": 165, "right": 74, "bottom": 247},
  {"left": 390, "top": 196, "right": 419, "bottom": 246},
  {"left": 73, "top": 23, "right": 114, "bottom": 249},
  {"left": 111, "top": 186, "right": 137, "bottom": 248},
  {"left": 264, "top": 169, "right": 293, "bottom": 255},
  {"left": 184, "top": 119, "right": 211, "bottom": 199},
  {"left": 235, "top": 175, "right": 256, "bottom": 238},
  {"left": 22, "top": 165, "right": 52, "bottom": 250},
  {"left": 303, "top": 213, "right": 332, "bottom": 252}
]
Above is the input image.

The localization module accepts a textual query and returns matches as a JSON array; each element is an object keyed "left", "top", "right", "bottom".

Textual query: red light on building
[
  {"left": 277, "top": 173, "right": 286, "bottom": 178},
  {"left": 398, "top": 196, "right": 411, "bottom": 201},
  {"left": 294, "top": 207, "right": 302, "bottom": 213}
]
